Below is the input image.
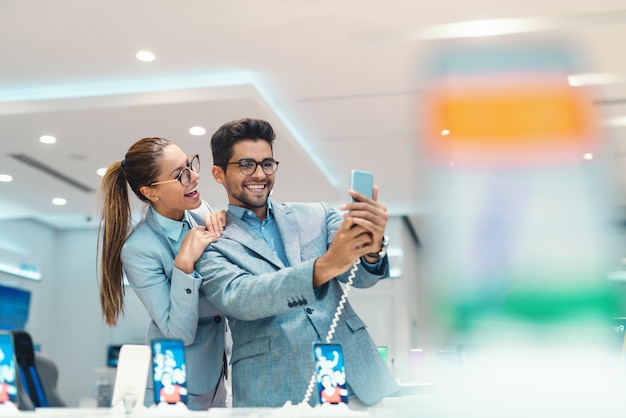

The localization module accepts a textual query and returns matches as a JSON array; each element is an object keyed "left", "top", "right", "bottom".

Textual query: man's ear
[
  {"left": 139, "top": 185, "right": 158, "bottom": 203},
  {"left": 212, "top": 165, "right": 225, "bottom": 184}
]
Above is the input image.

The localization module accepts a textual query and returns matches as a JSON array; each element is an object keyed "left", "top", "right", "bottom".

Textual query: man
[{"left": 197, "top": 118, "right": 399, "bottom": 408}]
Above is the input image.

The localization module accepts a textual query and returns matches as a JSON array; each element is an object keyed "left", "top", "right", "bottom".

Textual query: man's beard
[{"left": 227, "top": 183, "right": 270, "bottom": 209}]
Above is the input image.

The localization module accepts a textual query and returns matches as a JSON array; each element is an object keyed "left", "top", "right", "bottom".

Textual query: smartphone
[
  {"left": 151, "top": 339, "right": 188, "bottom": 405},
  {"left": 0, "top": 331, "right": 18, "bottom": 405},
  {"left": 350, "top": 170, "right": 374, "bottom": 202},
  {"left": 313, "top": 343, "right": 348, "bottom": 405},
  {"left": 111, "top": 344, "right": 151, "bottom": 408}
]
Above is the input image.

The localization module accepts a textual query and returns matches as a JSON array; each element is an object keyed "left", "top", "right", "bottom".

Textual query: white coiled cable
[{"left": 301, "top": 258, "right": 360, "bottom": 405}]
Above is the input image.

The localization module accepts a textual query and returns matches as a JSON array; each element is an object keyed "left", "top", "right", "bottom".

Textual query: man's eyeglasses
[
  {"left": 151, "top": 154, "right": 200, "bottom": 187},
  {"left": 226, "top": 158, "right": 279, "bottom": 175}
]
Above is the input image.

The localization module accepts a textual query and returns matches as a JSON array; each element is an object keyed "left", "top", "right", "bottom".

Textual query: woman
[{"left": 98, "top": 137, "right": 227, "bottom": 409}]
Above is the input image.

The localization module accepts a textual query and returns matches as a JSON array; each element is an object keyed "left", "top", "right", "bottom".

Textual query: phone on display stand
[
  {"left": 111, "top": 344, "right": 151, "bottom": 412},
  {"left": 151, "top": 339, "right": 188, "bottom": 406},
  {"left": 0, "top": 332, "right": 18, "bottom": 407},
  {"left": 313, "top": 343, "right": 348, "bottom": 405},
  {"left": 350, "top": 170, "right": 374, "bottom": 201}
]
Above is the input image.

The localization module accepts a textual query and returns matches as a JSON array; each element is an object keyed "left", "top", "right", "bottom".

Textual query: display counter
[
  {"left": 0, "top": 399, "right": 425, "bottom": 418},
  {"left": 0, "top": 385, "right": 436, "bottom": 418}
]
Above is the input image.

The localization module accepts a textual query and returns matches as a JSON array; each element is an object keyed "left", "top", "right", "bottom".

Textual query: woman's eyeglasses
[
  {"left": 226, "top": 158, "right": 279, "bottom": 175},
  {"left": 151, "top": 154, "right": 200, "bottom": 187}
]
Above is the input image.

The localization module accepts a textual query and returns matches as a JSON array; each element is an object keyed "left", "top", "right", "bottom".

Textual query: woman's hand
[
  {"left": 204, "top": 210, "right": 227, "bottom": 235},
  {"left": 174, "top": 227, "right": 221, "bottom": 274}
]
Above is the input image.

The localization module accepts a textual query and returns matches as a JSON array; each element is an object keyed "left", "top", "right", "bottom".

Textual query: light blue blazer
[
  {"left": 121, "top": 201, "right": 226, "bottom": 401},
  {"left": 197, "top": 200, "right": 400, "bottom": 407}
]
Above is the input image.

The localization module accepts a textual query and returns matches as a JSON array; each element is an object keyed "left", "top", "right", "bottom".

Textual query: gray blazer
[
  {"left": 121, "top": 202, "right": 226, "bottom": 401},
  {"left": 197, "top": 200, "right": 400, "bottom": 407}
]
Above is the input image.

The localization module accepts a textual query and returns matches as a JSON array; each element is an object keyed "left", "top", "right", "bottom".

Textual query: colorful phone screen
[
  {"left": 151, "top": 339, "right": 188, "bottom": 405},
  {"left": 314, "top": 343, "right": 348, "bottom": 405},
  {"left": 0, "top": 333, "right": 17, "bottom": 404}
]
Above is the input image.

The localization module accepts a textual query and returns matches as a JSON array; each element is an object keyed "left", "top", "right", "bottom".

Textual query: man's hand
[
  {"left": 341, "top": 185, "right": 388, "bottom": 261},
  {"left": 313, "top": 217, "right": 374, "bottom": 287}
]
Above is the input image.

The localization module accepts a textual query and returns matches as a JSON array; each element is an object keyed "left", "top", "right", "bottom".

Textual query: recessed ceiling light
[
  {"left": 0, "top": 174, "right": 13, "bottom": 182},
  {"left": 40, "top": 135, "right": 56, "bottom": 144},
  {"left": 583, "top": 153, "right": 593, "bottom": 160},
  {"left": 441, "top": 129, "right": 451, "bottom": 136},
  {"left": 52, "top": 197, "right": 67, "bottom": 206},
  {"left": 96, "top": 168, "right": 107, "bottom": 177},
  {"left": 189, "top": 126, "right": 206, "bottom": 136},
  {"left": 136, "top": 50, "right": 156, "bottom": 62}
]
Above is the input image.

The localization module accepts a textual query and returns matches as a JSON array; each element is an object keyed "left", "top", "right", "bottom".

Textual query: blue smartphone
[
  {"left": 0, "top": 331, "right": 18, "bottom": 404},
  {"left": 350, "top": 170, "right": 373, "bottom": 202},
  {"left": 313, "top": 343, "right": 348, "bottom": 405},
  {"left": 151, "top": 339, "right": 188, "bottom": 405}
]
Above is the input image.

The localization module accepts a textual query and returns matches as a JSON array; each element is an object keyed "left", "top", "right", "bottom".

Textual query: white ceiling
[{"left": 1, "top": 0, "right": 626, "bottom": 230}]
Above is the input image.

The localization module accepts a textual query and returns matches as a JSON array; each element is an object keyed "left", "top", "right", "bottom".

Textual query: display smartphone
[
  {"left": 350, "top": 170, "right": 374, "bottom": 202},
  {"left": 0, "top": 331, "right": 18, "bottom": 405},
  {"left": 110, "top": 344, "right": 151, "bottom": 409},
  {"left": 313, "top": 343, "right": 348, "bottom": 405},
  {"left": 151, "top": 339, "right": 188, "bottom": 405}
]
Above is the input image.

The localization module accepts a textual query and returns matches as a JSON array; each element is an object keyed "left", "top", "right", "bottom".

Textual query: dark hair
[
  {"left": 211, "top": 118, "right": 275, "bottom": 169},
  {"left": 97, "top": 137, "right": 172, "bottom": 326}
]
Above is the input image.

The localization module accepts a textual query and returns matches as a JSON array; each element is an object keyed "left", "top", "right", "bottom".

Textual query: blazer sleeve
[
  {"left": 121, "top": 225, "right": 202, "bottom": 345},
  {"left": 197, "top": 246, "right": 318, "bottom": 321},
  {"left": 197, "top": 201, "right": 388, "bottom": 321}
]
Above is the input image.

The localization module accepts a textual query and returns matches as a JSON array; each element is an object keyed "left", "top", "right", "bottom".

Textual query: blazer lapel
[
  {"left": 223, "top": 213, "right": 285, "bottom": 269},
  {"left": 143, "top": 208, "right": 178, "bottom": 255},
  {"left": 273, "top": 203, "right": 301, "bottom": 267}
]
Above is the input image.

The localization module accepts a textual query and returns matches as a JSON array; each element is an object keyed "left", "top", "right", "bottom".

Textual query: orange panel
[{"left": 422, "top": 86, "right": 597, "bottom": 167}]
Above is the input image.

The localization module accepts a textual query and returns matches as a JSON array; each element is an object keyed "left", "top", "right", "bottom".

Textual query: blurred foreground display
[{"left": 414, "top": 33, "right": 626, "bottom": 416}]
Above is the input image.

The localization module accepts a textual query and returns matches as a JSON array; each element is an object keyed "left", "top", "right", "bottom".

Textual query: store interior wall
[{"left": 0, "top": 215, "right": 421, "bottom": 406}]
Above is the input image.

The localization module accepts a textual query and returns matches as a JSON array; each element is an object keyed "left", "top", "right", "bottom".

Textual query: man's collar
[{"left": 228, "top": 199, "right": 273, "bottom": 220}]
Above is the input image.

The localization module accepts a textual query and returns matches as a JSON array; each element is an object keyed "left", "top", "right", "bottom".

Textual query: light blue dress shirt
[
  {"left": 227, "top": 201, "right": 289, "bottom": 267},
  {"left": 151, "top": 207, "right": 199, "bottom": 277}
]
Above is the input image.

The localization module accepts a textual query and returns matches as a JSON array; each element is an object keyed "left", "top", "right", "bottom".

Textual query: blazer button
[
  {"left": 306, "top": 308, "right": 314, "bottom": 315},
  {"left": 214, "top": 316, "right": 222, "bottom": 323},
  {"left": 185, "top": 289, "right": 192, "bottom": 294}
]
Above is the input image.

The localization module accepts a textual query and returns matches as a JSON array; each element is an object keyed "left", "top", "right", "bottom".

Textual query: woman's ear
[
  {"left": 212, "top": 166, "right": 225, "bottom": 184},
  {"left": 139, "top": 185, "right": 159, "bottom": 203}
]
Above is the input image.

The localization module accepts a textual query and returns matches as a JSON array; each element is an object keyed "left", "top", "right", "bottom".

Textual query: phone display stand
[
  {"left": 110, "top": 344, "right": 151, "bottom": 415},
  {"left": 282, "top": 400, "right": 368, "bottom": 417},
  {"left": 155, "top": 401, "right": 190, "bottom": 412},
  {"left": 142, "top": 402, "right": 192, "bottom": 418},
  {"left": 0, "top": 401, "right": 19, "bottom": 413},
  {"left": 111, "top": 394, "right": 147, "bottom": 416}
]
